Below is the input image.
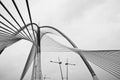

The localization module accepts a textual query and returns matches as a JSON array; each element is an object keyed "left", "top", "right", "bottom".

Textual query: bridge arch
[{"left": 16, "top": 23, "right": 99, "bottom": 80}]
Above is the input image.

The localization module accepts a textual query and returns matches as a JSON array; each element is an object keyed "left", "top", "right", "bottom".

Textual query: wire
[
  {"left": 0, "top": 1, "right": 31, "bottom": 40},
  {"left": 0, "top": 13, "right": 24, "bottom": 37},
  {"left": 11, "top": 0, "right": 33, "bottom": 41},
  {"left": 25, "top": 0, "right": 36, "bottom": 41}
]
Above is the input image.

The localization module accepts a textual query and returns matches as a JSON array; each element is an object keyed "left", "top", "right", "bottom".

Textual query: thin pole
[
  {"left": 50, "top": 57, "right": 64, "bottom": 80},
  {"left": 65, "top": 59, "right": 75, "bottom": 80},
  {"left": 58, "top": 57, "right": 64, "bottom": 80},
  {"left": 66, "top": 59, "right": 68, "bottom": 80}
]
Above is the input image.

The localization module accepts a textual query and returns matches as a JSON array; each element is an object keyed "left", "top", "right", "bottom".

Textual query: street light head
[
  {"left": 50, "top": 61, "right": 53, "bottom": 62},
  {"left": 59, "top": 62, "right": 62, "bottom": 64},
  {"left": 65, "top": 63, "right": 68, "bottom": 65}
]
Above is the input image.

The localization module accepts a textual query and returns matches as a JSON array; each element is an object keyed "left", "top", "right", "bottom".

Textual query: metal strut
[{"left": 31, "top": 27, "right": 43, "bottom": 80}]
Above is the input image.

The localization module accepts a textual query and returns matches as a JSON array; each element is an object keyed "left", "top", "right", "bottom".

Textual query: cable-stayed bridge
[{"left": 0, "top": 0, "right": 120, "bottom": 80}]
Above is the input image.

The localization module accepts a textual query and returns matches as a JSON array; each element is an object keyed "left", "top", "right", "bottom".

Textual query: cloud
[
  {"left": 31, "top": 0, "right": 105, "bottom": 25},
  {"left": 30, "top": 0, "right": 120, "bottom": 50}
]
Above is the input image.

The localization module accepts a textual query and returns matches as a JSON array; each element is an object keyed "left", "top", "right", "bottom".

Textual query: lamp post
[
  {"left": 50, "top": 57, "right": 64, "bottom": 80},
  {"left": 65, "top": 59, "right": 75, "bottom": 80}
]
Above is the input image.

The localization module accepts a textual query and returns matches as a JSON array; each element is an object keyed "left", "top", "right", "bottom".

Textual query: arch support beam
[
  {"left": 40, "top": 26, "right": 99, "bottom": 80},
  {"left": 18, "top": 23, "right": 99, "bottom": 80}
]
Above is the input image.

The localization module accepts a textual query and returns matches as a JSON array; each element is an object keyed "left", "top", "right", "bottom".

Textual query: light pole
[
  {"left": 65, "top": 59, "right": 75, "bottom": 80},
  {"left": 50, "top": 57, "right": 64, "bottom": 80}
]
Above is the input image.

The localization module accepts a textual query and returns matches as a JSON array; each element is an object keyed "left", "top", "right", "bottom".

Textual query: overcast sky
[{"left": 0, "top": 0, "right": 120, "bottom": 80}]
